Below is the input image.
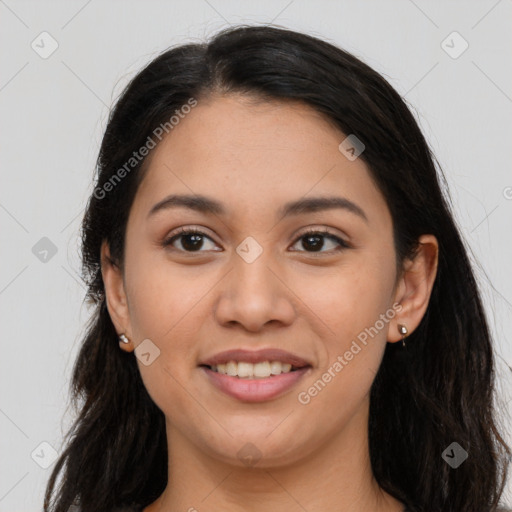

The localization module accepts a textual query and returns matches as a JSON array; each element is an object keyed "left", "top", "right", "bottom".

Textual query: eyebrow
[{"left": 147, "top": 194, "right": 368, "bottom": 222}]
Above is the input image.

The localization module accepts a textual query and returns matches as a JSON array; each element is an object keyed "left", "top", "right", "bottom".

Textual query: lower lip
[{"left": 201, "top": 366, "right": 311, "bottom": 402}]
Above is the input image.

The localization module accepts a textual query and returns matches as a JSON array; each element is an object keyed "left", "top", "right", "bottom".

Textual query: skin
[{"left": 101, "top": 94, "right": 438, "bottom": 512}]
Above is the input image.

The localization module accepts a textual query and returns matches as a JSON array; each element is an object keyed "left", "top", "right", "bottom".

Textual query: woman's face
[{"left": 106, "top": 94, "right": 405, "bottom": 467}]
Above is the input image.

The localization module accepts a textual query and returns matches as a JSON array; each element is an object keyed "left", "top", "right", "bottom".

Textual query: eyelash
[{"left": 162, "top": 227, "right": 350, "bottom": 255}]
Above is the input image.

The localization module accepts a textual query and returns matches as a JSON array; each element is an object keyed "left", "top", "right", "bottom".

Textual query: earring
[
  {"left": 398, "top": 324, "right": 408, "bottom": 348},
  {"left": 119, "top": 333, "right": 130, "bottom": 345}
]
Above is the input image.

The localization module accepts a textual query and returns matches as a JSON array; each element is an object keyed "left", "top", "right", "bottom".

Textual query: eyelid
[{"left": 166, "top": 225, "right": 215, "bottom": 240}]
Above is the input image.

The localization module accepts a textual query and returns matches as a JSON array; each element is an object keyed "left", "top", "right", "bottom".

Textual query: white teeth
[
  {"left": 210, "top": 360, "right": 296, "bottom": 378},
  {"left": 237, "top": 362, "right": 252, "bottom": 378},
  {"left": 270, "top": 361, "right": 282, "bottom": 375},
  {"left": 226, "top": 361, "right": 237, "bottom": 376},
  {"left": 253, "top": 361, "right": 271, "bottom": 378}
]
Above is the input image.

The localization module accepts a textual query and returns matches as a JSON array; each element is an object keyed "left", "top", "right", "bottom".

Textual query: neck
[{"left": 145, "top": 404, "right": 404, "bottom": 512}]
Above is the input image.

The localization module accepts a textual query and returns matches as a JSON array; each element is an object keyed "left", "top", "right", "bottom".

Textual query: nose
[{"left": 213, "top": 248, "right": 296, "bottom": 333}]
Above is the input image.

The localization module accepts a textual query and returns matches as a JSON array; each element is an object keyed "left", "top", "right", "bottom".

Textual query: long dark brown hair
[{"left": 44, "top": 25, "right": 511, "bottom": 512}]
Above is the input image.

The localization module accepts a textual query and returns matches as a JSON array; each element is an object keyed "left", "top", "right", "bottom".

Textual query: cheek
[
  {"left": 123, "top": 250, "right": 214, "bottom": 401},
  {"left": 125, "top": 247, "right": 217, "bottom": 341},
  {"left": 297, "top": 256, "right": 396, "bottom": 353},
  {"left": 124, "top": 253, "right": 210, "bottom": 416},
  {"left": 293, "top": 255, "right": 396, "bottom": 423}
]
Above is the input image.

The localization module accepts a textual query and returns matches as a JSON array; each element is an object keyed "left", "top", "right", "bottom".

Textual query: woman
[{"left": 44, "top": 25, "right": 510, "bottom": 512}]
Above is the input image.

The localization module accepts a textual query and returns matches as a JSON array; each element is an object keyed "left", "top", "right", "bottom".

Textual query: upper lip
[{"left": 199, "top": 348, "right": 312, "bottom": 368}]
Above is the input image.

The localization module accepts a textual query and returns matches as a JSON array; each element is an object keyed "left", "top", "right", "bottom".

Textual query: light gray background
[{"left": 1, "top": 1, "right": 511, "bottom": 510}]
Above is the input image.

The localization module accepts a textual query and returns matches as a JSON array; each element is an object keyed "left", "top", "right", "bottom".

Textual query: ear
[
  {"left": 388, "top": 234, "right": 439, "bottom": 343},
  {"left": 100, "top": 240, "right": 134, "bottom": 352}
]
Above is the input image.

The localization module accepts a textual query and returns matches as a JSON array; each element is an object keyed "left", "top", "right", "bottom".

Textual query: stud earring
[
  {"left": 119, "top": 333, "right": 130, "bottom": 345},
  {"left": 397, "top": 324, "right": 408, "bottom": 348}
]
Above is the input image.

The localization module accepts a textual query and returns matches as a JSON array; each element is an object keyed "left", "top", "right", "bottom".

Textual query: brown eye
[
  {"left": 290, "top": 229, "right": 349, "bottom": 254},
  {"left": 162, "top": 228, "right": 219, "bottom": 253}
]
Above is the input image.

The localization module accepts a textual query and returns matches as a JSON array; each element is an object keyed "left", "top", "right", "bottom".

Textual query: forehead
[
  {"left": 131, "top": 94, "right": 390, "bottom": 228},
  {"left": 161, "top": 93, "right": 345, "bottom": 165}
]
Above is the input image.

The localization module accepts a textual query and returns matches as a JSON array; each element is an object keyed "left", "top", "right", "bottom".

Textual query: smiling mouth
[{"left": 200, "top": 360, "right": 307, "bottom": 379}]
